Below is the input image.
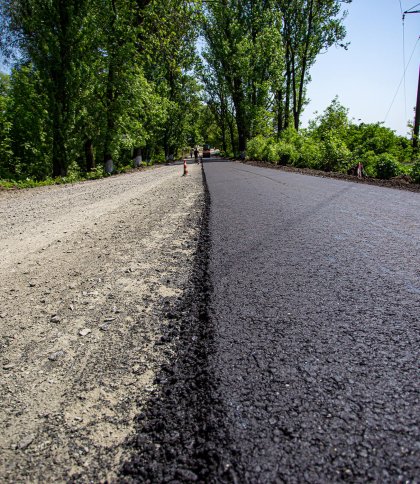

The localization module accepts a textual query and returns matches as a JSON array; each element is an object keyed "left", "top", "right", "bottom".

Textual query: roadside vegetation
[
  {"left": 246, "top": 98, "right": 420, "bottom": 182},
  {"left": 0, "top": 0, "right": 418, "bottom": 189},
  {"left": 0, "top": 1, "right": 207, "bottom": 188}
]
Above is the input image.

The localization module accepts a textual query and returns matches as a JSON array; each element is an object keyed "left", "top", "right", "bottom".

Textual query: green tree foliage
[
  {"left": 203, "top": 0, "right": 283, "bottom": 152},
  {"left": 202, "top": 0, "right": 350, "bottom": 153},
  {"left": 0, "top": 72, "right": 13, "bottom": 177},
  {"left": 8, "top": 65, "right": 52, "bottom": 179},
  {"left": 1, "top": 0, "right": 416, "bottom": 185},
  {"left": 0, "top": 0, "right": 203, "bottom": 181},
  {"left": 276, "top": 0, "right": 350, "bottom": 131}
]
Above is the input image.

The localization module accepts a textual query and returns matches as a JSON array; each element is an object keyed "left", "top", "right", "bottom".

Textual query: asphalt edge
[{"left": 119, "top": 163, "right": 237, "bottom": 482}]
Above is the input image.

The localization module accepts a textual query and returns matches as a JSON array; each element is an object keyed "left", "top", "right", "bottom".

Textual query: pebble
[
  {"left": 176, "top": 469, "right": 198, "bottom": 481},
  {"left": 18, "top": 434, "right": 35, "bottom": 450},
  {"left": 50, "top": 315, "right": 61, "bottom": 323},
  {"left": 79, "top": 328, "right": 92, "bottom": 337},
  {"left": 48, "top": 351, "right": 64, "bottom": 361},
  {"left": 3, "top": 363, "right": 15, "bottom": 370}
]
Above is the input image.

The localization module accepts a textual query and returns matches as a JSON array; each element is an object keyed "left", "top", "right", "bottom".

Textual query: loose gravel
[{"left": 0, "top": 164, "right": 204, "bottom": 482}]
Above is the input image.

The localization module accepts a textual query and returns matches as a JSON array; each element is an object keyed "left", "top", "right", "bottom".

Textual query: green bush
[
  {"left": 296, "top": 138, "right": 323, "bottom": 168},
  {"left": 319, "top": 134, "right": 351, "bottom": 172},
  {"left": 375, "top": 154, "right": 400, "bottom": 179},
  {"left": 410, "top": 159, "right": 420, "bottom": 183},
  {"left": 247, "top": 135, "right": 268, "bottom": 161},
  {"left": 86, "top": 166, "right": 105, "bottom": 179},
  {"left": 264, "top": 140, "right": 280, "bottom": 163},
  {"left": 276, "top": 141, "right": 299, "bottom": 165},
  {"left": 356, "top": 151, "right": 378, "bottom": 178}
]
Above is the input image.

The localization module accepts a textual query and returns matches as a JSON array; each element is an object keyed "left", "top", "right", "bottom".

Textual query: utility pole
[
  {"left": 403, "top": 5, "right": 420, "bottom": 151},
  {"left": 414, "top": 65, "right": 420, "bottom": 151}
]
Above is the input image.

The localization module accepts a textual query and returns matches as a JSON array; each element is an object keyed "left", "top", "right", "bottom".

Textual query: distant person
[
  {"left": 190, "top": 148, "right": 193, "bottom": 158},
  {"left": 357, "top": 161, "right": 363, "bottom": 178},
  {"left": 194, "top": 148, "right": 199, "bottom": 163}
]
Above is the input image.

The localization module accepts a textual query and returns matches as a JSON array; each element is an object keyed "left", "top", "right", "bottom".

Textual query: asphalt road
[{"left": 205, "top": 161, "right": 420, "bottom": 482}]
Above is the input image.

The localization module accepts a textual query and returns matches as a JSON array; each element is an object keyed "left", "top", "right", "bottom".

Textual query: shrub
[
  {"left": 356, "top": 151, "right": 378, "bottom": 178},
  {"left": 319, "top": 134, "right": 351, "bottom": 172},
  {"left": 374, "top": 154, "right": 399, "bottom": 179},
  {"left": 410, "top": 159, "right": 420, "bottom": 184},
  {"left": 276, "top": 141, "right": 299, "bottom": 165},
  {"left": 247, "top": 135, "right": 268, "bottom": 161},
  {"left": 296, "top": 138, "right": 323, "bottom": 168},
  {"left": 264, "top": 140, "right": 280, "bottom": 163}
]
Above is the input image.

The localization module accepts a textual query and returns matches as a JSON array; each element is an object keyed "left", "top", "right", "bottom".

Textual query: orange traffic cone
[{"left": 183, "top": 159, "right": 188, "bottom": 176}]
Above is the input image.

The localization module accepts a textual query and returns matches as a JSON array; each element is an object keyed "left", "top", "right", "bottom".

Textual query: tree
[
  {"left": 202, "top": 0, "right": 351, "bottom": 151},
  {"left": 0, "top": 72, "right": 13, "bottom": 178},
  {"left": 139, "top": 0, "right": 202, "bottom": 159},
  {"left": 275, "top": 0, "right": 351, "bottom": 131},
  {"left": 0, "top": 0, "right": 93, "bottom": 176}
]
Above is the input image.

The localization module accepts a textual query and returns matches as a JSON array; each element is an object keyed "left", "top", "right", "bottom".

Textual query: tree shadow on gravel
[{"left": 119, "top": 167, "right": 238, "bottom": 483}]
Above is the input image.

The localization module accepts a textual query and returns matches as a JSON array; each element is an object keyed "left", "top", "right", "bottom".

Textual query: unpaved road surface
[
  {"left": 0, "top": 164, "right": 204, "bottom": 482},
  {"left": 205, "top": 161, "right": 420, "bottom": 482}
]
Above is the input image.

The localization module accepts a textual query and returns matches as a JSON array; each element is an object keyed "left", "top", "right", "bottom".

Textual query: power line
[
  {"left": 403, "top": 2, "right": 420, "bottom": 18},
  {"left": 384, "top": 36, "right": 420, "bottom": 122},
  {"left": 405, "top": 2, "right": 420, "bottom": 13},
  {"left": 402, "top": 14, "right": 407, "bottom": 121}
]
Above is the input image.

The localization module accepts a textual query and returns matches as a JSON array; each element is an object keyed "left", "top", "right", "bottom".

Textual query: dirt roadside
[{"left": 0, "top": 164, "right": 204, "bottom": 482}]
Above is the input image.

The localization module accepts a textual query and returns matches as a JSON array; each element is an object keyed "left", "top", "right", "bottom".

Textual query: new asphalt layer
[{"left": 206, "top": 161, "right": 419, "bottom": 482}]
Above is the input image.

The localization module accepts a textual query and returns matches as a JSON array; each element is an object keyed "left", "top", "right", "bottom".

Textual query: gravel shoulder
[{"left": 0, "top": 165, "right": 204, "bottom": 482}]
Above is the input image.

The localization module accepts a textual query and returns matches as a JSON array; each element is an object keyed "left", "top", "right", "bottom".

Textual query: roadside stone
[
  {"left": 18, "top": 434, "right": 35, "bottom": 450},
  {"left": 175, "top": 469, "right": 198, "bottom": 481},
  {"left": 79, "top": 328, "right": 92, "bottom": 337},
  {"left": 48, "top": 351, "right": 65, "bottom": 361}
]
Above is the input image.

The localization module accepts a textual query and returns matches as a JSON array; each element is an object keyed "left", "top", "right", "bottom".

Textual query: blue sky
[{"left": 301, "top": 0, "right": 420, "bottom": 136}]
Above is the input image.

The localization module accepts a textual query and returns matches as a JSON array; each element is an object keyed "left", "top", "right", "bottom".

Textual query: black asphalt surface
[{"left": 205, "top": 161, "right": 420, "bottom": 482}]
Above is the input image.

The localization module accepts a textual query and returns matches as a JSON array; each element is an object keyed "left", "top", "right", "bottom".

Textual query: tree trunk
[
  {"left": 52, "top": 117, "right": 67, "bottom": 177},
  {"left": 227, "top": 114, "right": 236, "bottom": 153},
  {"left": 295, "top": 0, "right": 314, "bottom": 130},
  {"left": 232, "top": 79, "right": 248, "bottom": 152},
  {"left": 51, "top": 2, "right": 72, "bottom": 178},
  {"left": 84, "top": 138, "right": 95, "bottom": 171},
  {"left": 133, "top": 147, "right": 142, "bottom": 167},
  {"left": 276, "top": 89, "right": 283, "bottom": 137},
  {"left": 103, "top": 58, "right": 115, "bottom": 167},
  {"left": 284, "top": 47, "right": 291, "bottom": 130}
]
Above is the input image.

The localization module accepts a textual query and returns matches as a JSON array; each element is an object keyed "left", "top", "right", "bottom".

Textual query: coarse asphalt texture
[
  {"left": 122, "top": 160, "right": 419, "bottom": 483},
  {"left": 204, "top": 161, "right": 419, "bottom": 482}
]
